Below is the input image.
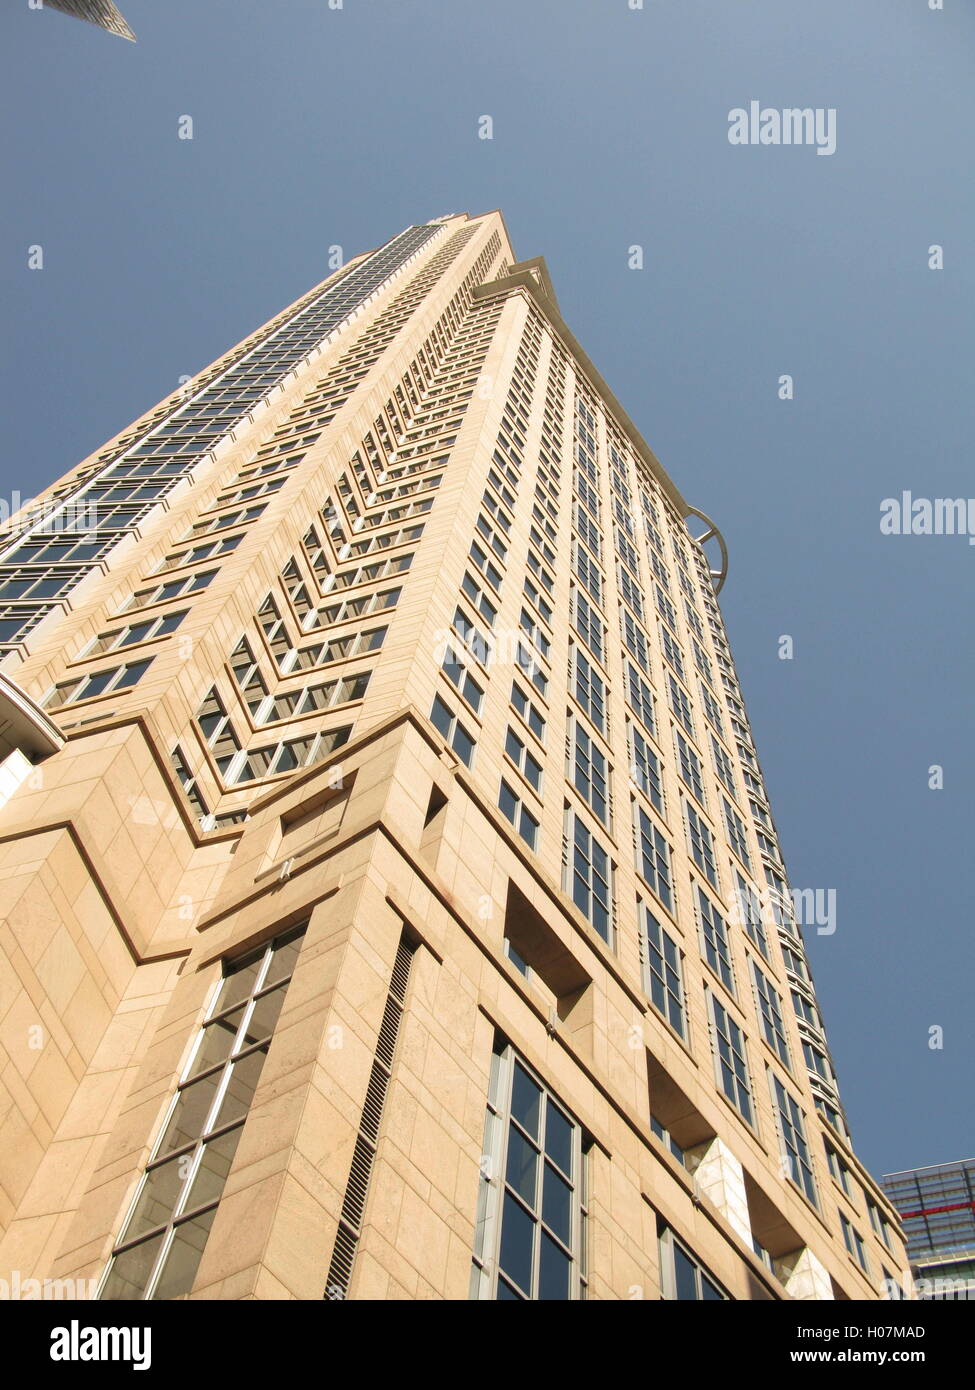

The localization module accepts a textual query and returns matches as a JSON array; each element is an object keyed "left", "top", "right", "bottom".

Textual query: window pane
[
  {"left": 122, "top": 1157, "right": 189, "bottom": 1244},
  {"left": 538, "top": 1230, "right": 571, "bottom": 1300},
  {"left": 505, "top": 1125, "right": 538, "bottom": 1208},
  {"left": 186, "top": 1125, "right": 244, "bottom": 1211},
  {"left": 674, "top": 1243, "right": 699, "bottom": 1300},
  {"left": 542, "top": 1164, "right": 572, "bottom": 1246},
  {"left": 152, "top": 1207, "right": 217, "bottom": 1301},
  {"left": 116, "top": 660, "right": 150, "bottom": 689},
  {"left": 157, "top": 1073, "right": 222, "bottom": 1156},
  {"left": 82, "top": 669, "right": 113, "bottom": 699},
  {"left": 263, "top": 932, "right": 303, "bottom": 986},
  {"left": 186, "top": 1007, "right": 246, "bottom": 1079},
  {"left": 511, "top": 1064, "right": 541, "bottom": 1140},
  {"left": 452, "top": 724, "right": 475, "bottom": 767},
  {"left": 430, "top": 697, "right": 452, "bottom": 737},
  {"left": 274, "top": 743, "right": 300, "bottom": 772},
  {"left": 240, "top": 982, "right": 287, "bottom": 1045},
  {"left": 498, "top": 781, "right": 518, "bottom": 822},
  {"left": 217, "top": 956, "right": 263, "bottom": 1011},
  {"left": 497, "top": 1276, "right": 523, "bottom": 1301},
  {"left": 545, "top": 1104, "right": 573, "bottom": 1178},
  {"left": 498, "top": 1191, "right": 535, "bottom": 1296},
  {"left": 101, "top": 1233, "right": 165, "bottom": 1301},
  {"left": 214, "top": 1045, "right": 269, "bottom": 1128}
]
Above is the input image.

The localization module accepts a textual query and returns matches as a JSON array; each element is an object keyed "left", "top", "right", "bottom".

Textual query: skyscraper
[
  {"left": 0, "top": 212, "right": 907, "bottom": 1300},
  {"left": 882, "top": 1160, "right": 975, "bottom": 1300},
  {"left": 42, "top": 0, "right": 136, "bottom": 42}
]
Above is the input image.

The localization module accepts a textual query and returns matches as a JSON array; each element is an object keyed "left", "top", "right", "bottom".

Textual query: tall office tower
[
  {"left": 0, "top": 212, "right": 907, "bottom": 1301},
  {"left": 42, "top": 1, "right": 136, "bottom": 41},
  {"left": 882, "top": 1161, "right": 975, "bottom": 1300}
]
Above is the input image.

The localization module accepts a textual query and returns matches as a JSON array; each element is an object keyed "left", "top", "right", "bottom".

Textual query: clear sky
[{"left": 3, "top": 0, "right": 972, "bottom": 1180}]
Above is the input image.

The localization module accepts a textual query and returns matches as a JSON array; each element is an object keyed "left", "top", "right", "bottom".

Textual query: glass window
[
  {"left": 752, "top": 962, "right": 791, "bottom": 1066},
  {"left": 566, "top": 810, "right": 613, "bottom": 944},
  {"left": 770, "top": 1072, "right": 818, "bottom": 1207},
  {"left": 658, "top": 1226, "right": 727, "bottom": 1301},
  {"left": 686, "top": 802, "right": 718, "bottom": 888},
  {"left": 570, "top": 721, "right": 609, "bottom": 826},
  {"left": 642, "top": 905, "right": 685, "bottom": 1038},
  {"left": 44, "top": 657, "right": 154, "bottom": 710},
  {"left": 629, "top": 722, "right": 663, "bottom": 814},
  {"left": 499, "top": 780, "right": 539, "bottom": 851},
  {"left": 430, "top": 696, "right": 476, "bottom": 768},
  {"left": 724, "top": 799, "right": 752, "bottom": 871},
  {"left": 471, "top": 1041, "right": 588, "bottom": 1300},
  {"left": 675, "top": 730, "right": 706, "bottom": 805},
  {"left": 626, "top": 663, "right": 655, "bottom": 735},
  {"left": 698, "top": 887, "right": 734, "bottom": 991},
  {"left": 635, "top": 806, "right": 672, "bottom": 913},
  {"left": 668, "top": 675, "right": 695, "bottom": 737},
  {"left": 572, "top": 645, "right": 606, "bottom": 734},
  {"left": 840, "top": 1211, "right": 870, "bottom": 1273},
  {"left": 573, "top": 589, "right": 604, "bottom": 663},
  {"left": 708, "top": 993, "right": 754, "bottom": 1125},
  {"left": 511, "top": 682, "right": 545, "bottom": 741},
  {"left": 505, "top": 727, "right": 543, "bottom": 792},
  {"left": 99, "top": 924, "right": 307, "bottom": 1300}
]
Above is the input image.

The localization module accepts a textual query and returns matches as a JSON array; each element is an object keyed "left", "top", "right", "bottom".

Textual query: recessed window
[
  {"left": 634, "top": 806, "right": 672, "bottom": 913},
  {"left": 569, "top": 720, "right": 609, "bottom": 826},
  {"left": 45, "top": 657, "right": 154, "bottom": 710},
  {"left": 707, "top": 992, "right": 754, "bottom": 1126},
  {"left": 675, "top": 730, "right": 706, "bottom": 805},
  {"left": 628, "top": 722, "right": 662, "bottom": 814},
  {"left": 825, "top": 1141, "right": 852, "bottom": 1197},
  {"left": 499, "top": 780, "right": 539, "bottom": 851},
  {"left": 724, "top": 799, "right": 752, "bottom": 871},
  {"left": 626, "top": 662, "right": 656, "bottom": 736},
  {"left": 770, "top": 1072, "right": 818, "bottom": 1207},
  {"left": 668, "top": 675, "right": 695, "bottom": 737},
  {"left": 641, "top": 905, "right": 686, "bottom": 1039},
  {"left": 565, "top": 809, "right": 613, "bottom": 944},
  {"left": 840, "top": 1211, "right": 870, "bottom": 1273},
  {"left": 461, "top": 572, "right": 498, "bottom": 628},
  {"left": 658, "top": 1225, "right": 727, "bottom": 1301},
  {"left": 752, "top": 962, "right": 791, "bottom": 1067},
  {"left": 571, "top": 645, "right": 606, "bottom": 734},
  {"left": 573, "top": 589, "right": 604, "bottom": 663},
  {"left": 84, "top": 610, "right": 186, "bottom": 657},
  {"left": 686, "top": 802, "right": 718, "bottom": 888},
  {"left": 511, "top": 682, "right": 545, "bottom": 741},
  {"left": 442, "top": 643, "right": 484, "bottom": 714},
  {"left": 471, "top": 1042, "right": 588, "bottom": 1301},
  {"left": 505, "top": 726, "right": 543, "bottom": 792},
  {"left": 697, "top": 887, "right": 734, "bottom": 991},
  {"left": 99, "top": 925, "right": 307, "bottom": 1300},
  {"left": 430, "top": 696, "right": 476, "bottom": 767}
]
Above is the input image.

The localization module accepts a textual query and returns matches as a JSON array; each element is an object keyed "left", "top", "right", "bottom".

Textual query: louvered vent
[{"left": 324, "top": 934, "right": 416, "bottom": 1299}]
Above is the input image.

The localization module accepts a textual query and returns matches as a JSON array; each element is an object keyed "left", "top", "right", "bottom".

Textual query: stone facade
[{"left": 0, "top": 213, "right": 908, "bottom": 1299}]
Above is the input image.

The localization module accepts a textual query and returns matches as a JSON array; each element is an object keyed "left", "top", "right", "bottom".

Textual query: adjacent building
[
  {"left": 883, "top": 1160, "right": 975, "bottom": 1300},
  {"left": 0, "top": 212, "right": 907, "bottom": 1299}
]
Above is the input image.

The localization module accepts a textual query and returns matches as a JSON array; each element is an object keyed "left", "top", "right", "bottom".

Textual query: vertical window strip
[
  {"left": 471, "top": 1040, "right": 588, "bottom": 1300},
  {"left": 98, "top": 923, "right": 307, "bottom": 1301}
]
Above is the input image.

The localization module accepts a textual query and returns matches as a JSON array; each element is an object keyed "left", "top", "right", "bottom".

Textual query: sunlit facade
[{"left": 0, "top": 212, "right": 906, "bottom": 1299}]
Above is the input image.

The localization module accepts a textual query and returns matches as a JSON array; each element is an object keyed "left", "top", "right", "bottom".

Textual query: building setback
[{"left": 0, "top": 212, "right": 907, "bottom": 1300}]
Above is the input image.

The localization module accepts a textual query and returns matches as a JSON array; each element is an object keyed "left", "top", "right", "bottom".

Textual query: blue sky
[{"left": 3, "top": 0, "right": 973, "bottom": 1179}]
